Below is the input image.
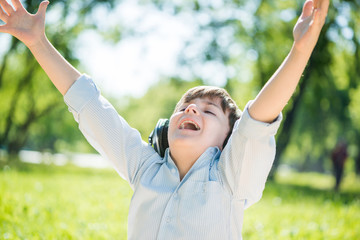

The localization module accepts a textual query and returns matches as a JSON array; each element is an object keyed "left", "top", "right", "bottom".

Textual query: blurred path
[{"left": 18, "top": 150, "right": 111, "bottom": 169}]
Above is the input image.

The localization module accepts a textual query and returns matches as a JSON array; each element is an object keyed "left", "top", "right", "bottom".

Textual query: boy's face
[{"left": 168, "top": 97, "right": 230, "bottom": 155}]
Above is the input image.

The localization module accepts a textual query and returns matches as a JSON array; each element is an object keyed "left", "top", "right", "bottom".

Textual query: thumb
[
  {"left": 301, "top": 0, "right": 314, "bottom": 19},
  {"left": 0, "top": 25, "right": 9, "bottom": 34},
  {"left": 36, "top": 1, "right": 49, "bottom": 17}
]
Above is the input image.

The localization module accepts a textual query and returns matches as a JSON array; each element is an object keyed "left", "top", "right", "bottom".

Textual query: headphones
[
  {"left": 148, "top": 118, "right": 232, "bottom": 157},
  {"left": 148, "top": 119, "right": 169, "bottom": 157}
]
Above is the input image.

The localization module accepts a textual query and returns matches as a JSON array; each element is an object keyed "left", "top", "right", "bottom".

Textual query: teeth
[{"left": 180, "top": 120, "right": 200, "bottom": 130}]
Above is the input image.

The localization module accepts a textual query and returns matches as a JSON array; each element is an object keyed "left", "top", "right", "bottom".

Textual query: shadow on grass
[{"left": 265, "top": 180, "right": 360, "bottom": 205}]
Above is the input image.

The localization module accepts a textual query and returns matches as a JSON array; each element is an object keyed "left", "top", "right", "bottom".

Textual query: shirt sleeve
[
  {"left": 218, "top": 101, "right": 282, "bottom": 209},
  {"left": 63, "top": 74, "right": 157, "bottom": 186}
]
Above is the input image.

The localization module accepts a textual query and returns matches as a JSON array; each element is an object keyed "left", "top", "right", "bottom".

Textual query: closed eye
[{"left": 205, "top": 110, "right": 216, "bottom": 116}]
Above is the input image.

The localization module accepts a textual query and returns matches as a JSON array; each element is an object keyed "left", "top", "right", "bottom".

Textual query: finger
[
  {"left": 10, "top": 0, "right": 24, "bottom": 11},
  {"left": 313, "top": 7, "right": 326, "bottom": 27},
  {"left": 0, "top": 5, "right": 8, "bottom": 21},
  {"left": 318, "top": 0, "right": 330, "bottom": 14},
  {"left": 307, "top": 9, "right": 325, "bottom": 35},
  {"left": 36, "top": 1, "right": 49, "bottom": 17},
  {"left": 0, "top": 0, "right": 14, "bottom": 15},
  {"left": 313, "top": 0, "right": 329, "bottom": 26},
  {"left": 313, "top": 0, "right": 319, "bottom": 8}
]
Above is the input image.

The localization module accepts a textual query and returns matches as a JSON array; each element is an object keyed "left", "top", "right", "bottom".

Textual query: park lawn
[
  {"left": 0, "top": 163, "right": 132, "bottom": 240},
  {"left": 1, "top": 163, "right": 359, "bottom": 240},
  {"left": 243, "top": 172, "right": 360, "bottom": 239}
]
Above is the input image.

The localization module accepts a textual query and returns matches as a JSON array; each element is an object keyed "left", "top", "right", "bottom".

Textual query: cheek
[
  {"left": 167, "top": 116, "right": 178, "bottom": 141},
  {"left": 168, "top": 115, "right": 178, "bottom": 130},
  {"left": 210, "top": 120, "right": 229, "bottom": 142}
]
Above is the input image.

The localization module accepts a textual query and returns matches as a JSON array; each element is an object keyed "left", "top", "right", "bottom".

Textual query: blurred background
[{"left": 1, "top": 0, "right": 360, "bottom": 239}]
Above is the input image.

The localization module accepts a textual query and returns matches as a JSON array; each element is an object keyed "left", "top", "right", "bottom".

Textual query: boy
[{"left": 0, "top": 0, "right": 329, "bottom": 239}]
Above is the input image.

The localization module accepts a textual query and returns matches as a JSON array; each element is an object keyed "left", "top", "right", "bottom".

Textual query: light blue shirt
[{"left": 64, "top": 75, "right": 282, "bottom": 240}]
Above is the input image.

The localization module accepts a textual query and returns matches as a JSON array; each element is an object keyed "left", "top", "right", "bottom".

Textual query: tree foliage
[{"left": 0, "top": 0, "right": 118, "bottom": 157}]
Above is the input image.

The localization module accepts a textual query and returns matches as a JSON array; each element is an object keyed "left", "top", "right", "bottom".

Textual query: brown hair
[{"left": 174, "top": 86, "right": 242, "bottom": 148}]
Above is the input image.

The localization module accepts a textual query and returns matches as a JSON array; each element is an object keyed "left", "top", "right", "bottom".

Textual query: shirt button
[
  {"left": 166, "top": 217, "right": 171, "bottom": 223},
  {"left": 171, "top": 168, "right": 176, "bottom": 174}
]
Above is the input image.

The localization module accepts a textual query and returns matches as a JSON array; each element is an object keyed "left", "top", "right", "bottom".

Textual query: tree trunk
[
  {"left": 269, "top": 62, "right": 312, "bottom": 178},
  {"left": 0, "top": 39, "right": 19, "bottom": 88},
  {"left": 0, "top": 60, "right": 35, "bottom": 146}
]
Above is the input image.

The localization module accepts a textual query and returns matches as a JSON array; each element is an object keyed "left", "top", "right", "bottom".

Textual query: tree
[{"left": 0, "top": 0, "right": 117, "bottom": 158}]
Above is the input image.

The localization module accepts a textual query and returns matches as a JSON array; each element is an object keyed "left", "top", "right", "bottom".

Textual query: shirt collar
[{"left": 165, "top": 147, "right": 221, "bottom": 173}]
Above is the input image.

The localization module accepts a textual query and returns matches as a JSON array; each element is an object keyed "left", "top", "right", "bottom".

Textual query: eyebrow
[{"left": 204, "top": 100, "right": 222, "bottom": 111}]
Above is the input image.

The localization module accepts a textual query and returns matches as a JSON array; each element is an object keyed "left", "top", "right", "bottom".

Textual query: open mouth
[{"left": 179, "top": 120, "right": 200, "bottom": 131}]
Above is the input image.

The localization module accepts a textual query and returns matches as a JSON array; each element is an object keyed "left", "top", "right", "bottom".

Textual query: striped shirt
[{"left": 64, "top": 75, "right": 282, "bottom": 240}]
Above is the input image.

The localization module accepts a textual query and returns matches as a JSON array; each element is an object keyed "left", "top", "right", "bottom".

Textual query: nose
[{"left": 185, "top": 104, "right": 199, "bottom": 115}]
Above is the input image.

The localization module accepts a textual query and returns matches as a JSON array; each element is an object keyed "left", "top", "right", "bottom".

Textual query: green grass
[
  {"left": 0, "top": 163, "right": 132, "bottom": 240},
  {"left": 243, "top": 172, "right": 360, "bottom": 239},
  {"left": 1, "top": 163, "right": 359, "bottom": 239}
]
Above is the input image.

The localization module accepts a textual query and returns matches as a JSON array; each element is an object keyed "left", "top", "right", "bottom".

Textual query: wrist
[
  {"left": 26, "top": 34, "right": 49, "bottom": 52},
  {"left": 289, "top": 43, "right": 313, "bottom": 61}
]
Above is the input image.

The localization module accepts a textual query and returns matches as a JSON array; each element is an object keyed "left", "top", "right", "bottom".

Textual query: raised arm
[
  {"left": 248, "top": 0, "right": 330, "bottom": 123},
  {"left": 0, "top": 0, "right": 80, "bottom": 95}
]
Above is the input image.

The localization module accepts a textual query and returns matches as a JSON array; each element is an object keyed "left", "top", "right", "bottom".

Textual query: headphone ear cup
[
  {"left": 158, "top": 119, "right": 169, "bottom": 157},
  {"left": 149, "top": 119, "right": 169, "bottom": 157}
]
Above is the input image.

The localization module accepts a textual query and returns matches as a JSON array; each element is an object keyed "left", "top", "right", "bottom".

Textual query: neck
[{"left": 169, "top": 146, "right": 202, "bottom": 180}]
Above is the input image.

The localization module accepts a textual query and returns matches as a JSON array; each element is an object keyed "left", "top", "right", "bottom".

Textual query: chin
[{"left": 173, "top": 140, "right": 217, "bottom": 152}]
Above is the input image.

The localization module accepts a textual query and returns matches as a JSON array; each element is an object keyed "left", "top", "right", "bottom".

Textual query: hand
[
  {"left": 293, "top": 0, "right": 329, "bottom": 54},
  {"left": 0, "top": 0, "right": 49, "bottom": 47}
]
